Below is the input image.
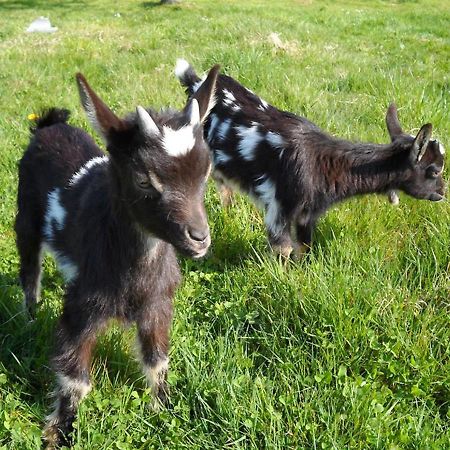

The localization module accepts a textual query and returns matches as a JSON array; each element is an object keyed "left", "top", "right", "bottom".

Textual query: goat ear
[
  {"left": 76, "top": 73, "right": 124, "bottom": 141},
  {"left": 189, "top": 64, "right": 220, "bottom": 123},
  {"left": 136, "top": 106, "right": 160, "bottom": 138},
  {"left": 411, "top": 123, "right": 432, "bottom": 164},
  {"left": 386, "top": 103, "right": 403, "bottom": 141}
]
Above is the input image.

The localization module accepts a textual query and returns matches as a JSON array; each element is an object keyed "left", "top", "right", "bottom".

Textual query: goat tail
[
  {"left": 30, "top": 108, "right": 71, "bottom": 134},
  {"left": 174, "top": 59, "right": 201, "bottom": 95}
]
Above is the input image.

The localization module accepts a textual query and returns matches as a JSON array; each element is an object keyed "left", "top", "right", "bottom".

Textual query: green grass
[{"left": 0, "top": 0, "right": 449, "bottom": 448}]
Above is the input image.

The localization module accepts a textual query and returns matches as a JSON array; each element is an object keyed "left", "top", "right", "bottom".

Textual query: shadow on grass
[
  {"left": 141, "top": 0, "right": 179, "bottom": 7},
  {"left": 0, "top": 0, "right": 86, "bottom": 10},
  {"left": 0, "top": 271, "right": 146, "bottom": 409}
]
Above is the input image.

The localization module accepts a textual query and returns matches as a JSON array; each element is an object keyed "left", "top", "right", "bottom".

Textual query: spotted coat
[{"left": 176, "top": 59, "right": 446, "bottom": 257}]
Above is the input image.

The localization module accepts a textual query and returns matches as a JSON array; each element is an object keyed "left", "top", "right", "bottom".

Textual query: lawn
[{"left": 0, "top": 0, "right": 449, "bottom": 448}]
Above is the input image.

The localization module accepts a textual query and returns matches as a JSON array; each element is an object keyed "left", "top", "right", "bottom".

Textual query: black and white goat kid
[
  {"left": 176, "top": 60, "right": 445, "bottom": 258},
  {"left": 15, "top": 66, "right": 219, "bottom": 448}
]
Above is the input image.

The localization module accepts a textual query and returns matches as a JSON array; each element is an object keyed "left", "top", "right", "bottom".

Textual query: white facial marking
[
  {"left": 438, "top": 142, "right": 445, "bottom": 155},
  {"left": 207, "top": 114, "right": 221, "bottom": 142},
  {"left": 254, "top": 178, "right": 282, "bottom": 236},
  {"left": 217, "top": 118, "right": 232, "bottom": 141},
  {"left": 149, "top": 172, "right": 164, "bottom": 193},
  {"left": 266, "top": 131, "right": 284, "bottom": 149},
  {"left": 136, "top": 106, "right": 160, "bottom": 138},
  {"left": 237, "top": 125, "right": 263, "bottom": 161},
  {"left": 162, "top": 125, "right": 195, "bottom": 157},
  {"left": 174, "top": 58, "right": 190, "bottom": 79},
  {"left": 69, "top": 155, "right": 109, "bottom": 186},
  {"left": 214, "top": 149, "right": 232, "bottom": 165},
  {"left": 44, "top": 189, "right": 66, "bottom": 239}
]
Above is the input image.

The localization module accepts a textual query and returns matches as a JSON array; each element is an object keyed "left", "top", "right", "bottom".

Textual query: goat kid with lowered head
[
  {"left": 176, "top": 60, "right": 445, "bottom": 258},
  {"left": 15, "top": 66, "right": 219, "bottom": 448}
]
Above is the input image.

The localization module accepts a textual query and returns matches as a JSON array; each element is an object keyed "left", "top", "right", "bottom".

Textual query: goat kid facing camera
[
  {"left": 176, "top": 59, "right": 445, "bottom": 258},
  {"left": 15, "top": 65, "right": 219, "bottom": 449}
]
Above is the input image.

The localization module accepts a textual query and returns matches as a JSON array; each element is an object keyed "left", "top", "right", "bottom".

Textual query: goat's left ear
[
  {"left": 76, "top": 73, "right": 125, "bottom": 142},
  {"left": 411, "top": 123, "right": 432, "bottom": 164},
  {"left": 187, "top": 64, "right": 220, "bottom": 124}
]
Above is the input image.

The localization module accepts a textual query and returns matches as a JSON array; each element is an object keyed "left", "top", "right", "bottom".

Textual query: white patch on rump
[
  {"left": 162, "top": 125, "right": 196, "bottom": 157},
  {"left": 237, "top": 125, "right": 263, "bottom": 161},
  {"left": 43, "top": 188, "right": 66, "bottom": 239},
  {"left": 69, "top": 155, "right": 109, "bottom": 186}
]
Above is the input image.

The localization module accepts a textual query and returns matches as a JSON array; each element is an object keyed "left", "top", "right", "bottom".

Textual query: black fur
[
  {"left": 16, "top": 67, "right": 218, "bottom": 448},
  {"left": 177, "top": 61, "right": 446, "bottom": 257}
]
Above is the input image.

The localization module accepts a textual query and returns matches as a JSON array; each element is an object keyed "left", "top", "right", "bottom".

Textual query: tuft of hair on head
[{"left": 30, "top": 108, "right": 71, "bottom": 134}]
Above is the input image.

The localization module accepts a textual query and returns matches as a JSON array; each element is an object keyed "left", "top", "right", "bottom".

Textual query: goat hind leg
[{"left": 15, "top": 220, "right": 43, "bottom": 319}]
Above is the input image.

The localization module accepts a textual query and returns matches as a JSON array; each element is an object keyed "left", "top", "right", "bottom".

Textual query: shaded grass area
[{"left": 0, "top": 0, "right": 449, "bottom": 448}]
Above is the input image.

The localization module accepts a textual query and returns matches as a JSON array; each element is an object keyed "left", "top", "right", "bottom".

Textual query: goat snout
[
  {"left": 184, "top": 225, "right": 211, "bottom": 258},
  {"left": 187, "top": 226, "right": 209, "bottom": 243}
]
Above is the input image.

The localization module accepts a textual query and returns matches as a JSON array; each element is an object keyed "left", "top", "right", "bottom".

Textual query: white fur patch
[
  {"left": 162, "top": 125, "right": 195, "bottom": 157},
  {"left": 69, "top": 156, "right": 109, "bottom": 186},
  {"left": 254, "top": 178, "right": 282, "bottom": 236},
  {"left": 214, "top": 149, "right": 232, "bottom": 165},
  {"left": 207, "top": 114, "right": 221, "bottom": 142},
  {"left": 144, "top": 358, "right": 169, "bottom": 389},
  {"left": 217, "top": 119, "right": 232, "bottom": 141},
  {"left": 42, "top": 243, "right": 79, "bottom": 283},
  {"left": 43, "top": 189, "right": 66, "bottom": 239},
  {"left": 174, "top": 58, "right": 190, "bottom": 80},
  {"left": 260, "top": 98, "right": 269, "bottom": 109},
  {"left": 438, "top": 142, "right": 445, "bottom": 155},
  {"left": 57, "top": 373, "right": 91, "bottom": 399},
  {"left": 56, "top": 254, "right": 79, "bottom": 282},
  {"left": 266, "top": 131, "right": 284, "bottom": 149},
  {"left": 223, "top": 89, "right": 241, "bottom": 112},
  {"left": 192, "top": 75, "right": 206, "bottom": 94},
  {"left": 237, "top": 125, "right": 263, "bottom": 161}
]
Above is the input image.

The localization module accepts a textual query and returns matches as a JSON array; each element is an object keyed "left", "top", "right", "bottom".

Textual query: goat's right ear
[
  {"left": 386, "top": 103, "right": 403, "bottom": 141},
  {"left": 190, "top": 64, "right": 220, "bottom": 123},
  {"left": 76, "top": 73, "right": 124, "bottom": 142}
]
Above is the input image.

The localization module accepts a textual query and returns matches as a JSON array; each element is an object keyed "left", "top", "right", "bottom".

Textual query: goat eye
[
  {"left": 136, "top": 176, "right": 151, "bottom": 189},
  {"left": 426, "top": 167, "right": 440, "bottom": 179}
]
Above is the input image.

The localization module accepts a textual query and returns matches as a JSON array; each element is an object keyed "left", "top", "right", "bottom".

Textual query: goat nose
[{"left": 187, "top": 227, "right": 209, "bottom": 242}]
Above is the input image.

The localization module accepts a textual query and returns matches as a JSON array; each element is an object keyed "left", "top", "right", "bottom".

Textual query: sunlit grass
[{"left": 0, "top": 0, "right": 449, "bottom": 448}]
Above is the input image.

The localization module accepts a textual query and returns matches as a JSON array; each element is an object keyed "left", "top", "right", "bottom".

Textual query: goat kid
[
  {"left": 176, "top": 59, "right": 445, "bottom": 258},
  {"left": 15, "top": 66, "right": 219, "bottom": 448}
]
